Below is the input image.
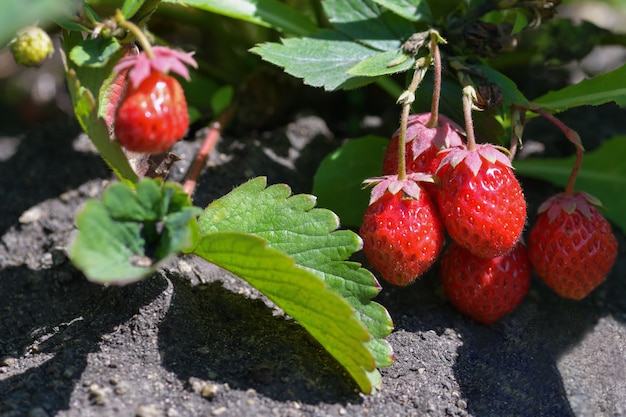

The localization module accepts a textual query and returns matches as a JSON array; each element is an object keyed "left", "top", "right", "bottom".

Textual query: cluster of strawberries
[{"left": 360, "top": 113, "right": 618, "bottom": 324}]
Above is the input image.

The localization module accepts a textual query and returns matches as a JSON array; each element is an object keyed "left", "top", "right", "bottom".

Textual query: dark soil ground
[{"left": 0, "top": 91, "right": 625, "bottom": 417}]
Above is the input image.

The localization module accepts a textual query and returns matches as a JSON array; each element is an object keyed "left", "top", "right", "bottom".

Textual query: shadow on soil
[{"left": 158, "top": 273, "right": 362, "bottom": 404}]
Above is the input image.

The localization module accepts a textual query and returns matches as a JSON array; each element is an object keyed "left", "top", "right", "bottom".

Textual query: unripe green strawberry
[
  {"left": 10, "top": 26, "right": 54, "bottom": 67},
  {"left": 440, "top": 241, "right": 531, "bottom": 324},
  {"left": 360, "top": 175, "right": 445, "bottom": 286},
  {"left": 437, "top": 144, "right": 526, "bottom": 259},
  {"left": 528, "top": 191, "right": 618, "bottom": 300}
]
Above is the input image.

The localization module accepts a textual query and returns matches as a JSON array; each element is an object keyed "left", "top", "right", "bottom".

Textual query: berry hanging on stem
[
  {"left": 527, "top": 107, "right": 618, "bottom": 300},
  {"left": 360, "top": 30, "right": 450, "bottom": 285},
  {"left": 111, "top": 10, "right": 198, "bottom": 155},
  {"left": 435, "top": 70, "right": 527, "bottom": 259}
]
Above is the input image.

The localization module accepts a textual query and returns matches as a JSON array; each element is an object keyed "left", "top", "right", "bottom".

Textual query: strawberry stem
[
  {"left": 533, "top": 107, "right": 585, "bottom": 195},
  {"left": 425, "top": 31, "right": 442, "bottom": 129},
  {"left": 462, "top": 85, "right": 477, "bottom": 151},
  {"left": 115, "top": 9, "right": 155, "bottom": 59},
  {"left": 396, "top": 58, "right": 430, "bottom": 180},
  {"left": 183, "top": 104, "right": 236, "bottom": 197}
]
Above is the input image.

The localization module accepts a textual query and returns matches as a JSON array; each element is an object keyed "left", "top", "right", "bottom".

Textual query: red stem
[
  {"left": 534, "top": 108, "right": 584, "bottom": 195},
  {"left": 183, "top": 105, "right": 236, "bottom": 197}
]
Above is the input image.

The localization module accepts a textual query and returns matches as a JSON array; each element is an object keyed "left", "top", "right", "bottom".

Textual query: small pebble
[
  {"left": 136, "top": 404, "right": 161, "bottom": 417},
  {"left": 19, "top": 206, "right": 43, "bottom": 224}
]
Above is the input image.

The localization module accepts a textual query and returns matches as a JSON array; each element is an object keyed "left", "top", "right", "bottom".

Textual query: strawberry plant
[{"left": 2, "top": 0, "right": 624, "bottom": 398}]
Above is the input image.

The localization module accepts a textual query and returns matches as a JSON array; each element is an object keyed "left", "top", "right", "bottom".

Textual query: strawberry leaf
[
  {"left": 162, "top": 0, "right": 317, "bottom": 36},
  {"left": 348, "top": 49, "right": 416, "bottom": 77},
  {"left": 194, "top": 232, "right": 376, "bottom": 392},
  {"left": 251, "top": 0, "right": 414, "bottom": 90},
  {"left": 322, "top": 0, "right": 415, "bottom": 51},
  {"left": 196, "top": 177, "right": 394, "bottom": 393},
  {"left": 69, "top": 179, "right": 201, "bottom": 285},
  {"left": 0, "top": 0, "right": 70, "bottom": 48},
  {"left": 533, "top": 63, "right": 626, "bottom": 112},
  {"left": 69, "top": 37, "right": 120, "bottom": 67},
  {"left": 61, "top": 30, "right": 138, "bottom": 183},
  {"left": 313, "top": 136, "right": 388, "bottom": 227},
  {"left": 514, "top": 135, "right": 626, "bottom": 234},
  {"left": 371, "top": 0, "right": 431, "bottom": 22},
  {"left": 251, "top": 30, "right": 381, "bottom": 91}
]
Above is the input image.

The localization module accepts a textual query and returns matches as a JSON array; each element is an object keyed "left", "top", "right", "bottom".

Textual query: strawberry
[
  {"left": 10, "top": 26, "right": 54, "bottom": 67},
  {"left": 112, "top": 46, "right": 197, "bottom": 154},
  {"left": 440, "top": 241, "right": 531, "bottom": 324},
  {"left": 359, "top": 175, "right": 445, "bottom": 286},
  {"left": 436, "top": 144, "right": 526, "bottom": 259},
  {"left": 381, "top": 113, "right": 464, "bottom": 177},
  {"left": 528, "top": 191, "right": 618, "bottom": 300},
  {"left": 114, "top": 71, "right": 189, "bottom": 153}
]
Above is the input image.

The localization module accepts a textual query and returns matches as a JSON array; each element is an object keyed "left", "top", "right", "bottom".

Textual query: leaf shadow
[{"left": 157, "top": 270, "right": 363, "bottom": 404}]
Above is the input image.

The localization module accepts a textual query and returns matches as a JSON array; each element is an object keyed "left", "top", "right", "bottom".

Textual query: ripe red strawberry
[
  {"left": 528, "top": 191, "right": 618, "bottom": 300},
  {"left": 437, "top": 144, "right": 526, "bottom": 259},
  {"left": 114, "top": 71, "right": 189, "bottom": 153},
  {"left": 381, "top": 113, "right": 464, "bottom": 177},
  {"left": 112, "top": 46, "right": 197, "bottom": 154},
  {"left": 360, "top": 175, "right": 445, "bottom": 286},
  {"left": 440, "top": 241, "right": 531, "bottom": 324}
]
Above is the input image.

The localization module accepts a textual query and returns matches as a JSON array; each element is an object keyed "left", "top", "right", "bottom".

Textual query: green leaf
[
  {"left": 250, "top": 0, "right": 417, "bottom": 91},
  {"left": 121, "top": 0, "right": 148, "bottom": 18},
  {"left": 514, "top": 135, "right": 626, "bottom": 234},
  {"left": 162, "top": 0, "right": 317, "bottom": 36},
  {"left": 194, "top": 231, "right": 376, "bottom": 392},
  {"left": 61, "top": 31, "right": 138, "bottom": 183},
  {"left": 533, "top": 64, "right": 626, "bottom": 113},
  {"left": 323, "top": 0, "right": 415, "bottom": 51},
  {"left": 69, "top": 179, "right": 201, "bottom": 285},
  {"left": 210, "top": 85, "right": 234, "bottom": 116},
  {"left": 313, "top": 136, "right": 388, "bottom": 228},
  {"left": 0, "top": 0, "right": 72, "bottom": 48},
  {"left": 371, "top": 0, "right": 431, "bottom": 22},
  {"left": 511, "top": 10, "right": 528, "bottom": 35},
  {"left": 251, "top": 30, "right": 380, "bottom": 91},
  {"left": 70, "top": 37, "right": 121, "bottom": 67},
  {"left": 197, "top": 177, "right": 394, "bottom": 392},
  {"left": 470, "top": 64, "right": 529, "bottom": 108},
  {"left": 348, "top": 49, "right": 415, "bottom": 77}
]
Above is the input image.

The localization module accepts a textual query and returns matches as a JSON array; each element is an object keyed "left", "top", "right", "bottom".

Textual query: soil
[{"left": 0, "top": 95, "right": 625, "bottom": 417}]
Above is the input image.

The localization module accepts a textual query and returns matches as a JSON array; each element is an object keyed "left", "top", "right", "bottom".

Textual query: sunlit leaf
[
  {"left": 69, "top": 179, "right": 200, "bottom": 285},
  {"left": 371, "top": 0, "right": 431, "bottom": 22},
  {"left": 0, "top": 0, "right": 71, "bottom": 48},
  {"left": 61, "top": 31, "right": 138, "bottom": 183},
  {"left": 162, "top": 0, "right": 317, "bottom": 36},
  {"left": 251, "top": 30, "right": 379, "bottom": 90},
  {"left": 70, "top": 37, "right": 120, "bottom": 67},
  {"left": 197, "top": 177, "right": 395, "bottom": 392},
  {"left": 533, "top": 64, "right": 626, "bottom": 112},
  {"left": 348, "top": 49, "right": 416, "bottom": 77}
]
